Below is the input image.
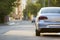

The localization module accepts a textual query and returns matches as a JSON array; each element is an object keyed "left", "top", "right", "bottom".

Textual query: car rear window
[{"left": 41, "top": 9, "right": 60, "bottom": 13}]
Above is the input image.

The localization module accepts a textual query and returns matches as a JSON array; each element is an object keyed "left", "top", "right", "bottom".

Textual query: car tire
[{"left": 36, "top": 30, "right": 40, "bottom": 36}]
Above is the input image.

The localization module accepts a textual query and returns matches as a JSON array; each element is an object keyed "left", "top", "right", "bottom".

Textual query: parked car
[{"left": 35, "top": 7, "right": 60, "bottom": 36}]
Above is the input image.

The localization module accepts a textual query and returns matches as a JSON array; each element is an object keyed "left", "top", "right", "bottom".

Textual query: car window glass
[{"left": 41, "top": 9, "right": 60, "bottom": 13}]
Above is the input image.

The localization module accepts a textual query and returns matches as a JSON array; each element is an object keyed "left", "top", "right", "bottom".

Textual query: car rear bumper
[
  {"left": 36, "top": 21, "right": 60, "bottom": 33},
  {"left": 39, "top": 28, "right": 60, "bottom": 33},
  {"left": 38, "top": 21, "right": 60, "bottom": 28}
]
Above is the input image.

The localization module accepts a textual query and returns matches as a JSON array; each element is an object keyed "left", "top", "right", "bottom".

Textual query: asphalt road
[{"left": 0, "top": 20, "right": 60, "bottom": 40}]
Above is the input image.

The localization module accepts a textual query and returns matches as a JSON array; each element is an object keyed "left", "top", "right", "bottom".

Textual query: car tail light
[{"left": 38, "top": 16, "right": 48, "bottom": 20}]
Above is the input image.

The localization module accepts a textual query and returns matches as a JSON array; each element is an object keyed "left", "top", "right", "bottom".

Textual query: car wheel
[
  {"left": 36, "top": 30, "right": 40, "bottom": 36},
  {"left": 32, "top": 21, "right": 33, "bottom": 23},
  {"left": 32, "top": 21, "right": 34, "bottom": 23}
]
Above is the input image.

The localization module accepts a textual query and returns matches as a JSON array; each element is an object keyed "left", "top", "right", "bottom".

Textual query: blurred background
[
  {"left": 0, "top": 0, "right": 60, "bottom": 40},
  {"left": 0, "top": 0, "right": 60, "bottom": 23}
]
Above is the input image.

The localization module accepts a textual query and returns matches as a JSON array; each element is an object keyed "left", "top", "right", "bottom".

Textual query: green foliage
[
  {"left": 37, "top": 0, "right": 60, "bottom": 7},
  {"left": 56, "top": 0, "right": 60, "bottom": 7},
  {"left": 23, "top": 0, "right": 60, "bottom": 20},
  {"left": 0, "top": 0, "right": 16, "bottom": 16},
  {"left": 36, "top": 0, "right": 43, "bottom": 7},
  {"left": 23, "top": 0, "right": 41, "bottom": 18},
  {"left": 0, "top": 0, "right": 17, "bottom": 23}
]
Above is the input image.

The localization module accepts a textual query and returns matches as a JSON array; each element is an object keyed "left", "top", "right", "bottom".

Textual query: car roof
[{"left": 37, "top": 7, "right": 60, "bottom": 15}]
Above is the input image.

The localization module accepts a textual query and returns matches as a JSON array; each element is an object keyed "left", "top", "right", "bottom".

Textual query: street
[{"left": 0, "top": 20, "right": 60, "bottom": 40}]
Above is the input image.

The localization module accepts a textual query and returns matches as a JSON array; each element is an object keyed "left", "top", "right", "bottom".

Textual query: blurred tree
[
  {"left": 50, "top": 0, "right": 57, "bottom": 6},
  {"left": 23, "top": 0, "right": 41, "bottom": 20},
  {"left": 37, "top": 0, "right": 60, "bottom": 7},
  {"left": 23, "top": 0, "right": 60, "bottom": 20},
  {"left": 56, "top": 0, "right": 60, "bottom": 7},
  {"left": 49, "top": 0, "right": 60, "bottom": 7},
  {"left": 0, "top": 0, "right": 17, "bottom": 23},
  {"left": 36, "top": 0, "right": 44, "bottom": 7}
]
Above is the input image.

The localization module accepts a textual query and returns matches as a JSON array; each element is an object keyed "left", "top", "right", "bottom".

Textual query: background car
[
  {"left": 35, "top": 7, "right": 60, "bottom": 36},
  {"left": 31, "top": 16, "right": 36, "bottom": 23}
]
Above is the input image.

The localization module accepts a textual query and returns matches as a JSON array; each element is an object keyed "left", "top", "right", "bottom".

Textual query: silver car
[{"left": 35, "top": 7, "right": 60, "bottom": 36}]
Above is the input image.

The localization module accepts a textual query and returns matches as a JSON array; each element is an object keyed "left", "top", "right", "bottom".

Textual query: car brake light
[{"left": 38, "top": 16, "right": 48, "bottom": 20}]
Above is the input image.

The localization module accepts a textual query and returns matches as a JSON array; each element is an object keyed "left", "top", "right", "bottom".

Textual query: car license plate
[{"left": 47, "top": 25, "right": 60, "bottom": 28}]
